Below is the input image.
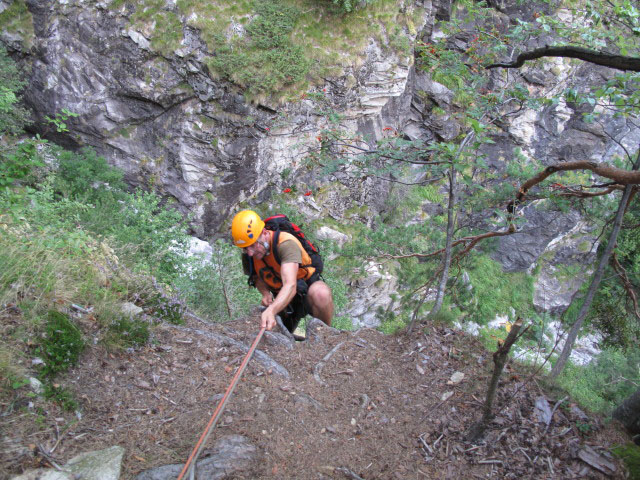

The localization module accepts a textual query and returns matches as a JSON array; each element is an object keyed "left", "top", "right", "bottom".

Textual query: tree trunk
[
  {"left": 549, "top": 152, "right": 640, "bottom": 378},
  {"left": 430, "top": 164, "right": 456, "bottom": 317},
  {"left": 467, "top": 317, "right": 524, "bottom": 442},
  {"left": 613, "top": 387, "right": 640, "bottom": 435}
]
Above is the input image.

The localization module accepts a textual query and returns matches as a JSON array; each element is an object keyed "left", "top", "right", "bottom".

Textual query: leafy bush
[
  {"left": 107, "top": 317, "right": 150, "bottom": 348},
  {"left": 207, "top": 0, "right": 310, "bottom": 96},
  {"left": 43, "top": 383, "right": 78, "bottom": 411},
  {"left": 612, "top": 444, "right": 640, "bottom": 480},
  {"left": 330, "top": 0, "right": 373, "bottom": 13},
  {"left": 52, "top": 146, "right": 126, "bottom": 201},
  {"left": 141, "top": 291, "right": 186, "bottom": 324},
  {"left": 175, "top": 239, "right": 260, "bottom": 321},
  {"left": 462, "top": 254, "right": 535, "bottom": 324},
  {"left": 38, "top": 311, "right": 85, "bottom": 378},
  {"left": 0, "top": 45, "right": 31, "bottom": 135},
  {"left": 556, "top": 346, "right": 640, "bottom": 414},
  {"left": 0, "top": 139, "right": 44, "bottom": 191}
]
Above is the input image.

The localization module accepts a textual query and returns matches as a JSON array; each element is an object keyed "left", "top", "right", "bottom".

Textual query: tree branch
[
  {"left": 486, "top": 46, "right": 640, "bottom": 72},
  {"left": 611, "top": 252, "right": 640, "bottom": 322}
]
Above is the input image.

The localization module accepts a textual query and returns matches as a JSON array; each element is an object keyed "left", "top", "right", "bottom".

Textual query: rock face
[
  {"left": 11, "top": 0, "right": 431, "bottom": 238},
  {"left": 342, "top": 261, "right": 401, "bottom": 328}
]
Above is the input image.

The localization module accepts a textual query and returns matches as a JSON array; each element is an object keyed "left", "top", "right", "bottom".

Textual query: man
[{"left": 231, "top": 210, "right": 334, "bottom": 332}]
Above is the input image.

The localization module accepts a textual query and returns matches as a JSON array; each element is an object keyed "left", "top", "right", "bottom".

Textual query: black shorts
[{"left": 278, "top": 273, "right": 321, "bottom": 333}]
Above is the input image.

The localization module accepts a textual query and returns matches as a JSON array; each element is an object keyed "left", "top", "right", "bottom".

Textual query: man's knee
[{"left": 308, "top": 281, "right": 333, "bottom": 306}]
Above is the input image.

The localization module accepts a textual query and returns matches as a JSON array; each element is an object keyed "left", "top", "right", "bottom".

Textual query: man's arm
[
  {"left": 260, "top": 262, "right": 298, "bottom": 330},
  {"left": 254, "top": 277, "right": 273, "bottom": 307}
]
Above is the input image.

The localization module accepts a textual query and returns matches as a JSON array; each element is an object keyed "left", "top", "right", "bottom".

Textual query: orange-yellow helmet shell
[{"left": 231, "top": 210, "right": 265, "bottom": 247}]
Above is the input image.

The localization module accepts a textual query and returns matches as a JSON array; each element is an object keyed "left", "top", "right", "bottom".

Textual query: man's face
[{"left": 244, "top": 232, "right": 267, "bottom": 259}]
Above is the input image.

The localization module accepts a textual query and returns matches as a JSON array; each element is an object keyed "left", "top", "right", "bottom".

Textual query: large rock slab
[
  {"left": 13, "top": 446, "right": 124, "bottom": 480},
  {"left": 135, "top": 435, "right": 259, "bottom": 480}
]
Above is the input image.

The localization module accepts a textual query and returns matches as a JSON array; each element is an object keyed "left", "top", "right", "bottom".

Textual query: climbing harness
[{"left": 176, "top": 326, "right": 266, "bottom": 480}]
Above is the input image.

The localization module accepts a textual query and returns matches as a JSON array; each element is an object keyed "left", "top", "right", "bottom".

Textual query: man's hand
[
  {"left": 260, "top": 308, "right": 277, "bottom": 330},
  {"left": 261, "top": 293, "right": 273, "bottom": 307}
]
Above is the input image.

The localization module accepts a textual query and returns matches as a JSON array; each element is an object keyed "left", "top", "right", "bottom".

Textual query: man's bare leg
[{"left": 307, "top": 281, "right": 334, "bottom": 326}]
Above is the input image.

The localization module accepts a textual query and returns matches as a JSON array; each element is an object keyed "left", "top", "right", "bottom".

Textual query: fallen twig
[
  {"left": 543, "top": 396, "right": 568, "bottom": 433},
  {"left": 336, "top": 466, "right": 366, "bottom": 480},
  {"left": 313, "top": 342, "right": 344, "bottom": 386}
]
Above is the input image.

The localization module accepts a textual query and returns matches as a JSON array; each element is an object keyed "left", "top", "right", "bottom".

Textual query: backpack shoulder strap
[{"left": 271, "top": 229, "right": 282, "bottom": 265}]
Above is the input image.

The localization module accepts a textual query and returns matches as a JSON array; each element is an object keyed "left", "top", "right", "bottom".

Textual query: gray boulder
[
  {"left": 13, "top": 446, "right": 124, "bottom": 480},
  {"left": 135, "top": 435, "right": 258, "bottom": 480}
]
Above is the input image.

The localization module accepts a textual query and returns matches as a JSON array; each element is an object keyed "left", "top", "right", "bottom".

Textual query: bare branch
[
  {"left": 486, "top": 46, "right": 640, "bottom": 72},
  {"left": 611, "top": 252, "right": 640, "bottom": 321}
]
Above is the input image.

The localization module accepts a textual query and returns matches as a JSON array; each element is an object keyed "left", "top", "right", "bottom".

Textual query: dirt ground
[{"left": 0, "top": 307, "right": 631, "bottom": 479}]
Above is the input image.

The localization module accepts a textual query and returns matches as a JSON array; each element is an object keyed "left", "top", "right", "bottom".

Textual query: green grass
[
  {"left": 612, "top": 444, "right": 640, "bottom": 480},
  {"left": 554, "top": 346, "right": 640, "bottom": 414},
  {"left": 112, "top": 0, "right": 420, "bottom": 99},
  {"left": 106, "top": 317, "right": 150, "bottom": 349},
  {"left": 0, "top": 0, "right": 34, "bottom": 48},
  {"left": 38, "top": 311, "right": 85, "bottom": 378}
]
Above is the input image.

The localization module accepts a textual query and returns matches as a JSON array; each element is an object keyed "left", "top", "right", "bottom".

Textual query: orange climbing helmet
[{"left": 231, "top": 210, "right": 265, "bottom": 247}]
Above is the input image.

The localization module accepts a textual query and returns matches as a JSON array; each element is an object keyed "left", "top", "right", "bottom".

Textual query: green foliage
[
  {"left": 0, "top": 1, "right": 34, "bottom": 48},
  {"left": 106, "top": 317, "right": 150, "bottom": 348},
  {"left": 207, "top": 1, "right": 310, "bottom": 97},
  {"left": 45, "top": 108, "right": 79, "bottom": 133},
  {"left": 330, "top": 0, "right": 373, "bottom": 13},
  {"left": 91, "top": 190, "right": 189, "bottom": 283},
  {"left": 0, "top": 45, "right": 31, "bottom": 134},
  {"left": 430, "top": 306, "right": 458, "bottom": 326},
  {"left": 121, "top": 0, "right": 413, "bottom": 97},
  {"left": 43, "top": 383, "right": 78, "bottom": 411},
  {"left": 0, "top": 138, "right": 45, "bottom": 191},
  {"left": 140, "top": 291, "right": 185, "bottom": 324},
  {"left": 38, "top": 311, "right": 85, "bottom": 378},
  {"left": 556, "top": 346, "right": 640, "bottom": 414},
  {"left": 52, "top": 146, "right": 126, "bottom": 201},
  {"left": 462, "top": 254, "right": 535, "bottom": 324},
  {"left": 612, "top": 443, "right": 640, "bottom": 480},
  {"left": 175, "top": 239, "right": 260, "bottom": 321}
]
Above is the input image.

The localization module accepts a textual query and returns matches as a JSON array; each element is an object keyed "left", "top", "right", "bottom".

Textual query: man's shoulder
[{"left": 277, "top": 239, "right": 302, "bottom": 263}]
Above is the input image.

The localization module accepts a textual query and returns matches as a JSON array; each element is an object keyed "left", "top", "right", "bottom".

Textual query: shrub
[
  {"left": 52, "top": 146, "right": 126, "bottom": 201},
  {"left": 107, "top": 317, "right": 150, "bottom": 348},
  {"left": 0, "top": 45, "right": 31, "bottom": 135},
  {"left": 43, "top": 383, "right": 78, "bottom": 411},
  {"left": 612, "top": 444, "right": 640, "bottom": 480},
  {"left": 38, "top": 311, "right": 85, "bottom": 378},
  {"left": 175, "top": 239, "right": 260, "bottom": 321},
  {"left": 330, "top": 0, "right": 373, "bottom": 13},
  {"left": 556, "top": 346, "right": 640, "bottom": 414}
]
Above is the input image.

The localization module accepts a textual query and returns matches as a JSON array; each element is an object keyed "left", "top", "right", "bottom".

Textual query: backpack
[
  {"left": 264, "top": 214, "right": 323, "bottom": 275},
  {"left": 243, "top": 214, "right": 323, "bottom": 286}
]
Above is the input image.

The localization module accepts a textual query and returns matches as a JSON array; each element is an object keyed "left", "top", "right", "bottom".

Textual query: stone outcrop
[
  {"left": 13, "top": 446, "right": 125, "bottom": 480},
  {"left": 9, "top": 0, "right": 431, "bottom": 238},
  {"left": 135, "top": 435, "right": 259, "bottom": 480}
]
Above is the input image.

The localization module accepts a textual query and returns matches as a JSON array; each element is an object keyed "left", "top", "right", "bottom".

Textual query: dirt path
[{"left": 1, "top": 310, "right": 628, "bottom": 479}]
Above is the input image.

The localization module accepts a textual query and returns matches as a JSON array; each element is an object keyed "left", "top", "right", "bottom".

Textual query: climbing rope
[{"left": 176, "top": 326, "right": 266, "bottom": 480}]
